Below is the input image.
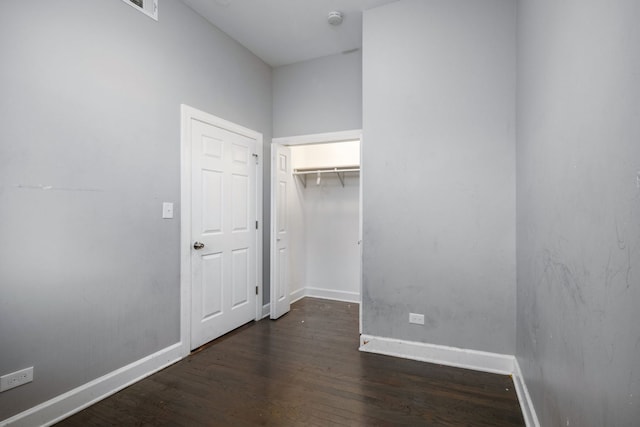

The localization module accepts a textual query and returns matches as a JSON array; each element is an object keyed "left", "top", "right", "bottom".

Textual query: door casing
[
  {"left": 180, "top": 104, "right": 263, "bottom": 356},
  {"left": 270, "top": 129, "right": 363, "bottom": 332}
]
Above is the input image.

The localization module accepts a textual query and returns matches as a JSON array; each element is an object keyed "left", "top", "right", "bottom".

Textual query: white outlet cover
[
  {"left": 409, "top": 313, "right": 425, "bottom": 325},
  {"left": 0, "top": 367, "right": 34, "bottom": 392}
]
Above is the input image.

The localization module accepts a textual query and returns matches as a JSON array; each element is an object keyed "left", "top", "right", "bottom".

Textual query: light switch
[{"left": 162, "top": 202, "right": 174, "bottom": 219}]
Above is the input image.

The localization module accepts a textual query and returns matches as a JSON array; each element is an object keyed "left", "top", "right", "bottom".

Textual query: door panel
[
  {"left": 201, "top": 252, "right": 223, "bottom": 319},
  {"left": 232, "top": 174, "right": 249, "bottom": 230},
  {"left": 191, "top": 119, "right": 257, "bottom": 350},
  {"left": 202, "top": 170, "right": 223, "bottom": 233},
  {"left": 271, "top": 145, "right": 291, "bottom": 319},
  {"left": 231, "top": 248, "right": 249, "bottom": 307}
]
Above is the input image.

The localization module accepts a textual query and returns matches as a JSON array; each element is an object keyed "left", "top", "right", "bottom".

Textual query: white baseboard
[
  {"left": 512, "top": 358, "right": 540, "bottom": 427},
  {"left": 1, "top": 343, "right": 183, "bottom": 427},
  {"left": 359, "top": 335, "right": 514, "bottom": 375},
  {"left": 1, "top": 322, "right": 538, "bottom": 427},
  {"left": 290, "top": 287, "right": 360, "bottom": 304},
  {"left": 304, "top": 287, "right": 360, "bottom": 303},
  {"left": 275, "top": 288, "right": 360, "bottom": 320},
  {"left": 359, "top": 335, "right": 540, "bottom": 425},
  {"left": 289, "top": 287, "right": 306, "bottom": 304},
  {"left": 261, "top": 303, "right": 270, "bottom": 319}
]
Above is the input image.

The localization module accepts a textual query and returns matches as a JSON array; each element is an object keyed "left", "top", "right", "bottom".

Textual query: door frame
[
  {"left": 270, "top": 129, "right": 363, "bottom": 332},
  {"left": 180, "top": 104, "right": 263, "bottom": 357}
]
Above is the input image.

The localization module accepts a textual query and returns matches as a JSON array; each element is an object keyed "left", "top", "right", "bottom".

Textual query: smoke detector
[{"left": 328, "top": 11, "right": 343, "bottom": 25}]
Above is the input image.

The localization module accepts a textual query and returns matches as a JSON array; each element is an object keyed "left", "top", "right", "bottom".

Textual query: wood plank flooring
[{"left": 56, "top": 298, "right": 525, "bottom": 426}]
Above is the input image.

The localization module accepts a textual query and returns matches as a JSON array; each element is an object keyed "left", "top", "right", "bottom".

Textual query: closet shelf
[{"left": 293, "top": 165, "right": 360, "bottom": 188}]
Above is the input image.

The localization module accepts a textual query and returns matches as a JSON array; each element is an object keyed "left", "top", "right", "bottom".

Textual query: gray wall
[
  {"left": 516, "top": 0, "right": 640, "bottom": 425},
  {"left": 0, "top": 0, "right": 271, "bottom": 420},
  {"left": 362, "top": 0, "right": 516, "bottom": 354},
  {"left": 272, "top": 51, "right": 362, "bottom": 138}
]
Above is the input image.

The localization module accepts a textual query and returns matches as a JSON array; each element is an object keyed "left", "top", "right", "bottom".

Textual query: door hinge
[
  {"left": 252, "top": 153, "right": 259, "bottom": 164},
  {"left": 255, "top": 220, "right": 259, "bottom": 230},
  {"left": 255, "top": 286, "right": 259, "bottom": 295}
]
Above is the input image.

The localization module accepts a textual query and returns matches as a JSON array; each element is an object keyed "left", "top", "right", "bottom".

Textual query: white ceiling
[{"left": 181, "top": 0, "right": 399, "bottom": 67}]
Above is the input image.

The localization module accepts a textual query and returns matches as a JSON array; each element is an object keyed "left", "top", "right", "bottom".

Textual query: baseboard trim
[
  {"left": 359, "top": 335, "right": 514, "bottom": 375},
  {"left": 289, "top": 287, "right": 360, "bottom": 304},
  {"left": 289, "top": 287, "right": 306, "bottom": 304},
  {"left": 359, "top": 335, "right": 540, "bottom": 425},
  {"left": 305, "top": 287, "right": 360, "bottom": 303},
  {"left": 261, "top": 303, "right": 270, "bottom": 319},
  {"left": 512, "top": 358, "right": 540, "bottom": 427},
  {"left": 1, "top": 343, "right": 183, "bottom": 427}
]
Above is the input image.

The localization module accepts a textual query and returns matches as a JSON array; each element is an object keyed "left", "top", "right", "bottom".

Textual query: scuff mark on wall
[
  {"left": 541, "top": 249, "right": 586, "bottom": 306},
  {"left": 624, "top": 245, "right": 632, "bottom": 290},
  {"left": 611, "top": 217, "right": 637, "bottom": 292},
  {"left": 615, "top": 219, "right": 626, "bottom": 250},
  {"left": 17, "top": 184, "right": 104, "bottom": 193}
]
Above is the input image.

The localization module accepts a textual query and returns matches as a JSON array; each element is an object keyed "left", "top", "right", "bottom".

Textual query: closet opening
[{"left": 270, "top": 130, "right": 363, "bottom": 332}]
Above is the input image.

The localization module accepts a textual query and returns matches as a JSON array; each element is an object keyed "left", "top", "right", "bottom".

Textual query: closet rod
[
  {"left": 292, "top": 166, "right": 360, "bottom": 175},
  {"left": 293, "top": 166, "right": 359, "bottom": 188}
]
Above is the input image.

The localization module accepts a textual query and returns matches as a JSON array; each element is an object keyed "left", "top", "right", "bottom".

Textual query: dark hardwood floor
[{"left": 56, "top": 298, "right": 525, "bottom": 426}]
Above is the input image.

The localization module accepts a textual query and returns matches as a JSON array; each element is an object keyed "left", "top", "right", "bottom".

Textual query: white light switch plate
[{"left": 162, "top": 202, "right": 174, "bottom": 219}]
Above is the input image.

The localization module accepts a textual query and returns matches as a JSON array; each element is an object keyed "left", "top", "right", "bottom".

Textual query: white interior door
[
  {"left": 190, "top": 118, "right": 257, "bottom": 350},
  {"left": 270, "top": 144, "right": 291, "bottom": 319}
]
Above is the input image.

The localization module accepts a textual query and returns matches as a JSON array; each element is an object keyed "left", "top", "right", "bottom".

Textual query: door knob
[{"left": 193, "top": 241, "right": 205, "bottom": 250}]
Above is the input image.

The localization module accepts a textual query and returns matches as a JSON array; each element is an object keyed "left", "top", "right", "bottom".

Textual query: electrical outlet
[
  {"left": 409, "top": 313, "right": 425, "bottom": 325},
  {"left": 0, "top": 367, "right": 33, "bottom": 392}
]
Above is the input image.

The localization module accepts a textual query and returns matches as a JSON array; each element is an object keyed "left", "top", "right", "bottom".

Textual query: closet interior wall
[{"left": 288, "top": 142, "right": 361, "bottom": 303}]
